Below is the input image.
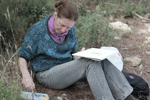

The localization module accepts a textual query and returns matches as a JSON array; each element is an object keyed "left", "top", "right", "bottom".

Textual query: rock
[
  {"left": 50, "top": 95, "right": 63, "bottom": 100},
  {"left": 138, "top": 29, "right": 149, "bottom": 34},
  {"left": 144, "top": 13, "right": 150, "bottom": 19},
  {"left": 148, "top": 28, "right": 150, "bottom": 32},
  {"left": 145, "top": 24, "right": 150, "bottom": 32},
  {"left": 143, "top": 37, "right": 150, "bottom": 47},
  {"left": 124, "top": 56, "right": 142, "bottom": 67},
  {"left": 114, "top": 36, "right": 121, "bottom": 40},
  {"left": 57, "top": 96, "right": 63, "bottom": 100},
  {"left": 109, "top": 21, "right": 131, "bottom": 35},
  {"left": 61, "top": 93, "right": 69, "bottom": 100},
  {"left": 139, "top": 64, "right": 143, "bottom": 70},
  {"left": 145, "top": 24, "right": 150, "bottom": 28},
  {"left": 138, "top": 32, "right": 143, "bottom": 35},
  {"left": 146, "top": 51, "right": 150, "bottom": 54}
]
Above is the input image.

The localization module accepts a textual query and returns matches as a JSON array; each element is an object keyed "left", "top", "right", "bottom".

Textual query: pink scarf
[{"left": 48, "top": 15, "right": 68, "bottom": 43}]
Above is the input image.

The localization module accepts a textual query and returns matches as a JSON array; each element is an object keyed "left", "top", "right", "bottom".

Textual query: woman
[{"left": 18, "top": 0, "right": 137, "bottom": 100}]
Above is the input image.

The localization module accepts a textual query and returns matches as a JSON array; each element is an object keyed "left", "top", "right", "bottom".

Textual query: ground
[
  {"left": 33, "top": 18, "right": 150, "bottom": 100},
  {"left": 113, "top": 18, "right": 150, "bottom": 100}
]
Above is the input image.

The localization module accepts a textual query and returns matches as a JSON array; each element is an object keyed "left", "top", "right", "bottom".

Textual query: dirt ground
[
  {"left": 34, "top": 18, "right": 150, "bottom": 100},
  {"left": 113, "top": 18, "right": 150, "bottom": 100}
]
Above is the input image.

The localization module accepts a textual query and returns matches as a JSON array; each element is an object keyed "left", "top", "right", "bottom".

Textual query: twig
[
  {"left": 0, "top": 32, "right": 6, "bottom": 44},
  {"left": 31, "top": 70, "right": 34, "bottom": 100},
  {"left": 1, "top": 47, "right": 20, "bottom": 79},
  {"left": 132, "top": 11, "right": 150, "bottom": 21}
]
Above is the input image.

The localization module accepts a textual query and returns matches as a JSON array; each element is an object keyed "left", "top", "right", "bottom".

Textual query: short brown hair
[{"left": 55, "top": 0, "right": 79, "bottom": 21}]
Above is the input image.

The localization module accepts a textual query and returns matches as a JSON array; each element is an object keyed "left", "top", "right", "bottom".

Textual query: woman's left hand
[
  {"left": 73, "top": 47, "right": 85, "bottom": 60},
  {"left": 80, "top": 47, "right": 85, "bottom": 52}
]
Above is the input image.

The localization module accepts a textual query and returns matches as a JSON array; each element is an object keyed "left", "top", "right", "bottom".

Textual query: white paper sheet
[{"left": 72, "top": 48, "right": 118, "bottom": 61}]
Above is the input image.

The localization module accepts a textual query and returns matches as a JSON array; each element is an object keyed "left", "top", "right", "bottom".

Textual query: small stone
[
  {"left": 109, "top": 21, "right": 131, "bottom": 34},
  {"left": 114, "top": 36, "right": 121, "bottom": 40},
  {"left": 146, "top": 51, "right": 150, "bottom": 54},
  {"left": 57, "top": 96, "right": 63, "bottom": 100},
  {"left": 139, "top": 64, "right": 143, "bottom": 70},
  {"left": 144, "top": 13, "right": 150, "bottom": 19},
  {"left": 124, "top": 56, "right": 142, "bottom": 67}
]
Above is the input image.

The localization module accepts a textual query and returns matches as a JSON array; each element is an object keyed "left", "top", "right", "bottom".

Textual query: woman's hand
[
  {"left": 22, "top": 75, "right": 35, "bottom": 91},
  {"left": 19, "top": 57, "right": 35, "bottom": 91},
  {"left": 80, "top": 47, "right": 85, "bottom": 52},
  {"left": 73, "top": 47, "right": 85, "bottom": 60}
]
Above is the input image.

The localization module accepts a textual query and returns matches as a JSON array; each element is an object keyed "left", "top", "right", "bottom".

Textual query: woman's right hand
[
  {"left": 19, "top": 57, "right": 35, "bottom": 91},
  {"left": 22, "top": 75, "right": 35, "bottom": 91}
]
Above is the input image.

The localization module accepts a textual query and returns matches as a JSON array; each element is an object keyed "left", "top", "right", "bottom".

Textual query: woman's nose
[{"left": 61, "top": 27, "right": 67, "bottom": 33}]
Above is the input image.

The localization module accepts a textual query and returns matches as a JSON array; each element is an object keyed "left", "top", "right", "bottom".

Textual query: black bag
[{"left": 123, "top": 72, "right": 149, "bottom": 100}]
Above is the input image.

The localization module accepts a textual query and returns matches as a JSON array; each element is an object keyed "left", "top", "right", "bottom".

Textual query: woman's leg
[
  {"left": 85, "top": 59, "right": 115, "bottom": 100},
  {"left": 36, "top": 58, "right": 133, "bottom": 100},
  {"left": 36, "top": 58, "right": 90, "bottom": 89},
  {"left": 102, "top": 59, "right": 133, "bottom": 100},
  {"left": 36, "top": 58, "right": 115, "bottom": 100}
]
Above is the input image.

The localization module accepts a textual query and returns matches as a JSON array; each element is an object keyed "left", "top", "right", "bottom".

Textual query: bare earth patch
[{"left": 113, "top": 18, "right": 150, "bottom": 100}]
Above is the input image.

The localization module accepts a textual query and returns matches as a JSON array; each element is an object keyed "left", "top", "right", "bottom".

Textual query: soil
[
  {"left": 34, "top": 18, "right": 150, "bottom": 100},
  {"left": 113, "top": 18, "right": 150, "bottom": 100}
]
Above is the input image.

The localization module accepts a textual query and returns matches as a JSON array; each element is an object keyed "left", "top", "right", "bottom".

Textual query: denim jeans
[{"left": 36, "top": 58, "right": 133, "bottom": 100}]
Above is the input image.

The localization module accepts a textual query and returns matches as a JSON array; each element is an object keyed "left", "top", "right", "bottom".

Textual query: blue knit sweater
[{"left": 18, "top": 15, "right": 77, "bottom": 72}]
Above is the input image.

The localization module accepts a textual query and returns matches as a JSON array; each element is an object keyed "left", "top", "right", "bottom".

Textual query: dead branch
[{"left": 132, "top": 11, "right": 150, "bottom": 21}]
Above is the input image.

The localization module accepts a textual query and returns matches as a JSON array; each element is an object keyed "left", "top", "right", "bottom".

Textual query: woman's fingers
[
  {"left": 80, "top": 47, "right": 85, "bottom": 51},
  {"left": 22, "top": 76, "right": 35, "bottom": 91}
]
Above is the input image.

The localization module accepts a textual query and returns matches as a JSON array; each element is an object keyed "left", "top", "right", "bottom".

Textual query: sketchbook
[{"left": 72, "top": 48, "right": 118, "bottom": 61}]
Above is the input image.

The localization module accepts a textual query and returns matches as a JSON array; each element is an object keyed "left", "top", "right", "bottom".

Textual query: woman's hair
[{"left": 55, "top": 0, "right": 79, "bottom": 21}]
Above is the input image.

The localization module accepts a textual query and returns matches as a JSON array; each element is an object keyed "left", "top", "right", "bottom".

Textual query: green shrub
[
  {"left": 0, "top": 80, "right": 23, "bottom": 100},
  {"left": 95, "top": 0, "right": 150, "bottom": 18},
  {"left": 0, "top": 0, "right": 55, "bottom": 49},
  {"left": 76, "top": 12, "right": 116, "bottom": 50},
  {"left": 80, "top": 0, "right": 150, "bottom": 18}
]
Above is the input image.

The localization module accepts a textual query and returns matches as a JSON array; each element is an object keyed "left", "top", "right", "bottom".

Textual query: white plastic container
[{"left": 21, "top": 91, "right": 49, "bottom": 100}]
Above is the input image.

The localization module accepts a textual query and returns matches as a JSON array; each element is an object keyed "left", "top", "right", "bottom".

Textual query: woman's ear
[{"left": 53, "top": 12, "right": 57, "bottom": 20}]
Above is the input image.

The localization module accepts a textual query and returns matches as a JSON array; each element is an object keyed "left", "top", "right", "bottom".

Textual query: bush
[
  {"left": 79, "top": 0, "right": 150, "bottom": 18},
  {"left": 76, "top": 11, "right": 116, "bottom": 50},
  {"left": 0, "top": 80, "right": 23, "bottom": 100},
  {"left": 0, "top": 0, "right": 55, "bottom": 50},
  {"left": 95, "top": 0, "right": 150, "bottom": 18}
]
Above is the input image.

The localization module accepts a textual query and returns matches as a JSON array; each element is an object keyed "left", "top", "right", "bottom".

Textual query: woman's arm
[{"left": 18, "top": 57, "right": 35, "bottom": 91}]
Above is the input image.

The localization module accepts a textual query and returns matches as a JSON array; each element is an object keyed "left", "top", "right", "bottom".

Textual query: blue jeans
[{"left": 36, "top": 58, "right": 133, "bottom": 100}]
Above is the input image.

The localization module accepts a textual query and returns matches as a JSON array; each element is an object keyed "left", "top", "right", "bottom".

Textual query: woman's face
[{"left": 54, "top": 12, "right": 75, "bottom": 34}]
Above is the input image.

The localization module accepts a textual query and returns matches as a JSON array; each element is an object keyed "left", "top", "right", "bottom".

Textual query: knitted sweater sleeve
[
  {"left": 18, "top": 24, "right": 38, "bottom": 62},
  {"left": 71, "top": 26, "right": 77, "bottom": 54}
]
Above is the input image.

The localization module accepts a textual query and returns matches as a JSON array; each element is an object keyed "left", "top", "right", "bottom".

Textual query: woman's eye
[{"left": 61, "top": 24, "right": 65, "bottom": 27}]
